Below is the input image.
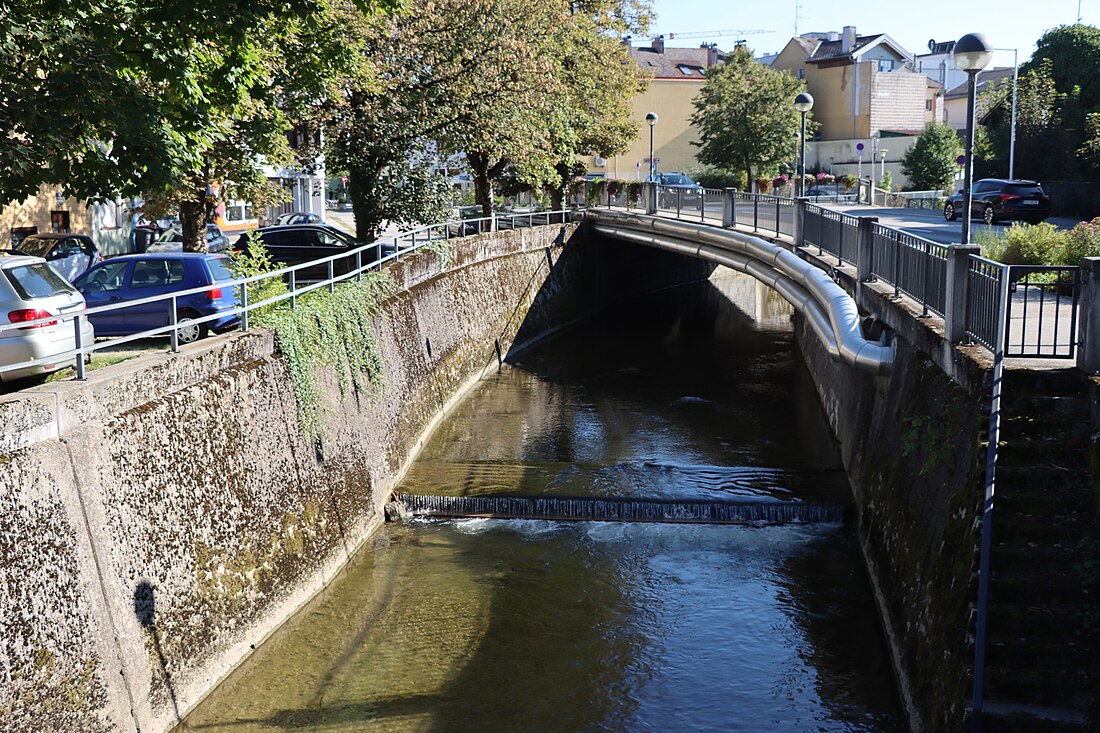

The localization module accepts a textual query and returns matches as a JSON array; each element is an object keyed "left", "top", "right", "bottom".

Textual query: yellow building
[
  {"left": 770, "top": 26, "right": 934, "bottom": 142},
  {"left": 589, "top": 38, "right": 726, "bottom": 180},
  {"left": 0, "top": 185, "right": 133, "bottom": 255}
]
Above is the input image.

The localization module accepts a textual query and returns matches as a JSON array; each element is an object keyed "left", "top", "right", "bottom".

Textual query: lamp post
[
  {"left": 645, "top": 112, "right": 658, "bottom": 181},
  {"left": 954, "top": 33, "right": 994, "bottom": 245},
  {"left": 793, "top": 93, "right": 814, "bottom": 197}
]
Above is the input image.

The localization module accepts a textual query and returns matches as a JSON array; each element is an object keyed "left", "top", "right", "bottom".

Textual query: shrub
[
  {"left": 842, "top": 174, "right": 858, "bottom": 191},
  {"left": 1059, "top": 218, "right": 1100, "bottom": 266},
  {"left": 755, "top": 177, "right": 771, "bottom": 193},
  {"left": 981, "top": 222, "right": 1066, "bottom": 265},
  {"left": 684, "top": 166, "right": 742, "bottom": 189}
]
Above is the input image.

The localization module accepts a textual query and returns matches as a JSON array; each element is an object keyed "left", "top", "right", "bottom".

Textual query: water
[{"left": 180, "top": 274, "right": 905, "bottom": 732}]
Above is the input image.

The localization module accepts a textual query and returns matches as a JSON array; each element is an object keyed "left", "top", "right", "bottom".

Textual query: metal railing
[
  {"left": 628, "top": 188, "right": 1083, "bottom": 362},
  {"left": 0, "top": 210, "right": 577, "bottom": 382}
]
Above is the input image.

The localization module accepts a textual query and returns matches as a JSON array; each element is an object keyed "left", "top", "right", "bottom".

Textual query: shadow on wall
[
  {"left": 507, "top": 225, "right": 717, "bottom": 357},
  {"left": 134, "top": 580, "right": 182, "bottom": 725}
]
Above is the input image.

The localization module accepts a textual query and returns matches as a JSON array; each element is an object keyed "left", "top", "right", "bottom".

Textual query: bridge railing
[
  {"left": 636, "top": 187, "right": 1088, "bottom": 364},
  {"left": 1, "top": 209, "right": 578, "bottom": 382}
]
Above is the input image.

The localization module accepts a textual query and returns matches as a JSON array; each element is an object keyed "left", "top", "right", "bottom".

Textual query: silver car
[
  {"left": 147, "top": 224, "right": 230, "bottom": 253},
  {"left": 0, "top": 254, "right": 95, "bottom": 382}
]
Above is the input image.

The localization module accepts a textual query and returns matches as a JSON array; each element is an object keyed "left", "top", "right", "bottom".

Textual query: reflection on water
[{"left": 180, "top": 274, "right": 904, "bottom": 732}]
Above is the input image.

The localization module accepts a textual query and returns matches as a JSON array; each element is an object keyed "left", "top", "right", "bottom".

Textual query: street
[{"left": 828, "top": 204, "right": 1081, "bottom": 245}]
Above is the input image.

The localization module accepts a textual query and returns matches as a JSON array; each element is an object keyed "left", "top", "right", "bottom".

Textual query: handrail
[{"left": 0, "top": 209, "right": 577, "bottom": 379}]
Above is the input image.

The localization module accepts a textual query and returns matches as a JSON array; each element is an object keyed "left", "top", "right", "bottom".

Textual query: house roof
[
  {"left": 628, "top": 45, "right": 726, "bottom": 79},
  {"left": 944, "top": 67, "right": 1015, "bottom": 99},
  {"left": 807, "top": 33, "right": 912, "bottom": 64}
]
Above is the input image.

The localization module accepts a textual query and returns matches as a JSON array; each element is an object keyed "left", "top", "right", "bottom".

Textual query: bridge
[{"left": 1, "top": 191, "right": 1096, "bottom": 732}]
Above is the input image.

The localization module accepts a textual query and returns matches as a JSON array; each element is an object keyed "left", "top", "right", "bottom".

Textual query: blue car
[{"left": 72, "top": 253, "right": 240, "bottom": 343}]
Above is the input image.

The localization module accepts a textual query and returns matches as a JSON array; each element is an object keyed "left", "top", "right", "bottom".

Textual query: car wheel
[
  {"left": 944, "top": 202, "right": 957, "bottom": 221},
  {"left": 176, "top": 315, "right": 207, "bottom": 344},
  {"left": 983, "top": 204, "right": 996, "bottom": 226}
]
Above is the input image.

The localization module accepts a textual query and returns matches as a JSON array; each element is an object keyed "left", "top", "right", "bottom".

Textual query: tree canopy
[
  {"left": 900, "top": 123, "right": 961, "bottom": 192},
  {"left": 689, "top": 46, "right": 807, "bottom": 189}
]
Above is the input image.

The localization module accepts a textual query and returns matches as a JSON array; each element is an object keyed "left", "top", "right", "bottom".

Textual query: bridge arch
[{"left": 582, "top": 209, "right": 894, "bottom": 375}]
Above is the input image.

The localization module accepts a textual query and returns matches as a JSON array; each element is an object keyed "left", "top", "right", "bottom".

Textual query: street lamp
[
  {"left": 954, "top": 33, "right": 994, "bottom": 245},
  {"left": 793, "top": 93, "right": 814, "bottom": 197},
  {"left": 645, "top": 112, "right": 658, "bottom": 180}
]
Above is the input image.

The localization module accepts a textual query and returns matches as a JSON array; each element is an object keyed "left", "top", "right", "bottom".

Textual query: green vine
[{"left": 261, "top": 274, "right": 394, "bottom": 438}]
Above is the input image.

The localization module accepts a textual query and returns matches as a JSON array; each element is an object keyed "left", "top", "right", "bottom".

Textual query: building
[
  {"left": 587, "top": 37, "right": 727, "bottom": 179},
  {"left": 1, "top": 185, "right": 134, "bottom": 256},
  {"left": 770, "top": 26, "right": 940, "bottom": 189},
  {"left": 942, "top": 67, "right": 1015, "bottom": 130}
]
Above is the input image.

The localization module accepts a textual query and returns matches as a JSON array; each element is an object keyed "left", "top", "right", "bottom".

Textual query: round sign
[
  {"left": 856, "top": 142, "right": 864, "bottom": 151},
  {"left": 956, "top": 155, "right": 966, "bottom": 165}
]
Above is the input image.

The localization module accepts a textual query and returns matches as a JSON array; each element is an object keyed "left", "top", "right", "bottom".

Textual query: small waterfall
[{"left": 395, "top": 494, "right": 845, "bottom": 526}]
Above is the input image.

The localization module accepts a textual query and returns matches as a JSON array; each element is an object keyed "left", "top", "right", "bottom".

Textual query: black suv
[
  {"left": 234, "top": 224, "right": 394, "bottom": 280},
  {"left": 944, "top": 179, "right": 1050, "bottom": 225}
]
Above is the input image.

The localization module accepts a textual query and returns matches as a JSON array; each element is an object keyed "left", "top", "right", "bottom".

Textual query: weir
[{"left": 394, "top": 493, "right": 847, "bottom": 525}]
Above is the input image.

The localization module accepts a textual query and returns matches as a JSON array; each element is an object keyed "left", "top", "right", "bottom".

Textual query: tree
[
  {"left": 689, "top": 46, "right": 807, "bottom": 189},
  {"left": 1025, "top": 24, "right": 1100, "bottom": 113},
  {"left": 0, "top": 0, "right": 396, "bottom": 251},
  {"left": 977, "top": 60, "right": 1062, "bottom": 180},
  {"left": 900, "top": 123, "right": 961, "bottom": 192}
]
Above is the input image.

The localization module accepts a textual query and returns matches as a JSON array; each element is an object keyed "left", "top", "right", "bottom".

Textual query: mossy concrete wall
[{"left": 795, "top": 276, "right": 989, "bottom": 733}]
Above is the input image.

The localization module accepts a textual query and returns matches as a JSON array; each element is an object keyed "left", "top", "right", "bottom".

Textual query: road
[{"left": 826, "top": 204, "right": 1080, "bottom": 245}]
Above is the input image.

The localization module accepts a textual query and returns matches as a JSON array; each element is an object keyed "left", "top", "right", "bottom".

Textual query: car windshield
[
  {"left": 206, "top": 257, "right": 235, "bottom": 282},
  {"left": 15, "top": 238, "right": 54, "bottom": 258},
  {"left": 322, "top": 227, "right": 357, "bottom": 246},
  {"left": 1005, "top": 183, "right": 1045, "bottom": 195},
  {"left": 157, "top": 228, "right": 182, "bottom": 242},
  {"left": 4, "top": 262, "right": 75, "bottom": 299},
  {"left": 662, "top": 174, "right": 694, "bottom": 185}
]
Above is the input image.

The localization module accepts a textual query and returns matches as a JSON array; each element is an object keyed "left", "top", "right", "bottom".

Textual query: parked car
[
  {"left": 147, "top": 224, "right": 230, "bottom": 253},
  {"left": 943, "top": 179, "right": 1051, "bottom": 225},
  {"left": 0, "top": 254, "right": 95, "bottom": 382},
  {"left": 72, "top": 253, "right": 239, "bottom": 344},
  {"left": 647, "top": 172, "right": 704, "bottom": 205},
  {"left": 14, "top": 233, "right": 101, "bottom": 282},
  {"left": 274, "top": 211, "right": 321, "bottom": 226},
  {"left": 234, "top": 224, "right": 395, "bottom": 280}
]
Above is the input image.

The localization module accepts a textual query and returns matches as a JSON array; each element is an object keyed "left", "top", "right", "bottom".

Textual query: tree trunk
[
  {"left": 468, "top": 152, "right": 494, "bottom": 219},
  {"left": 348, "top": 165, "right": 381, "bottom": 242},
  {"left": 550, "top": 161, "right": 570, "bottom": 210},
  {"left": 179, "top": 191, "right": 207, "bottom": 253}
]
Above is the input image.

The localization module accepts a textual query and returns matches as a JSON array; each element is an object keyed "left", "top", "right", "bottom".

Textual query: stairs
[{"left": 976, "top": 369, "right": 1099, "bottom": 732}]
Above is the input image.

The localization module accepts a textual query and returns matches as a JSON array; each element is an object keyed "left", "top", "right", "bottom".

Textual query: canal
[{"left": 179, "top": 273, "right": 906, "bottom": 732}]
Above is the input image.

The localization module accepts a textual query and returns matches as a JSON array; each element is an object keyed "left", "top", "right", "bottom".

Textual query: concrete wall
[
  {"left": 594, "top": 79, "right": 705, "bottom": 179},
  {"left": 0, "top": 184, "right": 92, "bottom": 244},
  {"left": 0, "top": 219, "right": 720, "bottom": 733},
  {"left": 794, "top": 261, "right": 990, "bottom": 733},
  {"left": 0, "top": 222, "right": 616, "bottom": 733}
]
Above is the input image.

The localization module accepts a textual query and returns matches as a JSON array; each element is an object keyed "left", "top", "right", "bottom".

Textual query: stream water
[{"left": 180, "top": 274, "right": 906, "bottom": 732}]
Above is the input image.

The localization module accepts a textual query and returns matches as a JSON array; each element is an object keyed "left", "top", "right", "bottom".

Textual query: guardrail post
[
  {"left": 169, "top": 296, "right": 179, "bottom": 353},
  {"left": 73, "top": 314, "right": 86, "bottom": 380},
  {"left": 793, "top": 197, "right": 808, "bottom": 248},
  {"left": 1077, "top": 257, "right": 1100, "bottom": 372},
  {"left": 722, "top": 188, "right": 736, "bottom": 228},
  {"left": 645, "top": 182, "right": 657, "bottom": 215},
  {"left": 855, "top": 216, "right": 878, "bottom": 282},
  {"left": 241, "top": 284, "right": 250, "bottom": 332},
  {"left": 945, "top": 245, "right": 981, "bottom": 343}
]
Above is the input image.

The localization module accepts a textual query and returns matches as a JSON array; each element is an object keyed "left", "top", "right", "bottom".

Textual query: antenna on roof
[{"left": 794, "top": 1, "right": 802, "bottom": 36}]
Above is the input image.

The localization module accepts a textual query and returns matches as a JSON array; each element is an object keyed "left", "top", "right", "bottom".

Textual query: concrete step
[
  {"left": 986, "top": 602, "right": 1085, "bottom": 643},
  {"left": 996, "top": 439, "right": 1088, "bottom": 470},
  {"left": 1002, "top": 368, "right": 1089, "bottom": 395},
  {"left": 984, "top": 665, "right": 1091, "bottom": 709},
  {"left": 974, "top": 700, "right": 1087, "bottom": 733},
  {"left": 984, "top": 635, "right": 1092, "bottom": 672},
  {"left": 1003, "top": 394, "right": 1091, "bottom": 421},
  {"left": 989, "top": 571, "right": 1084, "bottom": 606}
]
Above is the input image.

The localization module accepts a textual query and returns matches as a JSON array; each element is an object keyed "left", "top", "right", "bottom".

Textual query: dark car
[
  {"left": 234, "top": 224, "right": 394, "bottom": 280},
  {"left": 14, "top": 233, "right": 101, "bottom": 282},
  {"left": 647, "top": 172, "right": 704, "bottom": 206},
  {"left": 72, "top": 253, "right": 239, "bottom": 344},
  {"left": 944, "top": 179, "right": 1051, "bottom": 226},
  {"left": 147, "top": 224, "right": 230, "bottom": 253},
  {"left": 274, "top": 211, "right": 321, "bottom": 226}
]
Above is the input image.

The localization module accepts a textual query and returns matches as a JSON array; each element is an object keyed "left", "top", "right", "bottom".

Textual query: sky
[{"left": 647, "top": 0, "right": 1094, "bottom": 67}]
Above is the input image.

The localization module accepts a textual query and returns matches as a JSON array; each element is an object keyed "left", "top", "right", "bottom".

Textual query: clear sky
[{"left": 647, "top": 0, "right": 1093, "bottom": 67}]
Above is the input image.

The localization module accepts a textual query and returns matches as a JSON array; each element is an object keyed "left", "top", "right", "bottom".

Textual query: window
[
  {"left": 4, "top": 262, "right": 74, "bottom": 299},
  {"left": 50, "top": 211, "right": 70, "bottom": 233},
  {"left": 131, "top": 259, "right": 185, "bottom": 288},
  {"left": 101, "top": 201, "right": 120, "bottom": 230},
  {"left": 926, "top": 99, "right": 933, "bottom": 111},
  {"left": 11, "top": 227, "right": 38, "bottom": 246},
  {"left": 877, "top": 59, "right": 895, "bottom": 72},
  {"left": 82, "top": 261, "right": 129, "bottom": 293},
  {"left": 797, "top": 68, "right": 805, "bottom": 80}
]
